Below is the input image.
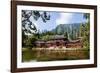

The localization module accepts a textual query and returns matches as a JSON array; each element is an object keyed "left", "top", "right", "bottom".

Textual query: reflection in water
[{"left": 22, "top": 48, "right": 89, "bottom": 62}]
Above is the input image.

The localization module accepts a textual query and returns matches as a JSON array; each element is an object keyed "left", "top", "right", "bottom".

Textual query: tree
[
  {"left": 64, "top": 32, "right": 68, "bottom": 40},
  {"left": 22, "top": 10, "right": 50, "bottom": 34},
  {"left": 42, "top": 35, "right": 50, "bottom": 41},
  {"left": 83, "top": 13, "right": 90, "bottom": 21},
  {"left": 22, "top": 30, "right": 28, "bottom": 47},
  {"left": 79, "top": 23, "right": 85, "bottom": 37},
  {"left": 80, "top": 13, "right": 90, "bottom": 49},
  {"left": 22, "top": 10, "right": 50, "bottom": 48},
  {"left": 25, "top": 35, "right": 38, "bottom": 49},
  {"left": 71, "top": 24, "right": 74, "bottom": 40}
]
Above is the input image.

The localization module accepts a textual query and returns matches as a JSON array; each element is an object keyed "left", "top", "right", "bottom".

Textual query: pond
[{"left": 22, "top": 48, "right": 90, "bottom": 62}]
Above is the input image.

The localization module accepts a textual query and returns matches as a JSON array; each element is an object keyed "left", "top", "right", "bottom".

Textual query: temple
[{"left": 34, "top": 35, "right": 83, "bottom": 48}]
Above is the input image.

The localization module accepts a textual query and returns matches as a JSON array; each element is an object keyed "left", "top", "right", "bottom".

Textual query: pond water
[{"left": 22, "top": 48, "right": 89, "bottom": 62}]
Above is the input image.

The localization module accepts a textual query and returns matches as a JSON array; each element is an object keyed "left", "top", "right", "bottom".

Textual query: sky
[{"left": 29, "top": 11, "right": 87, "bottom": 32}]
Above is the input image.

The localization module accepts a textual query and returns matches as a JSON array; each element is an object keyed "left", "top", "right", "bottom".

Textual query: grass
[{"left": 22, "top": 47, "right": 90, "bottom": 62}]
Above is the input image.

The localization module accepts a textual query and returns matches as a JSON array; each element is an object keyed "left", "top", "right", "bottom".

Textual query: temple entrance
[{"left": 56, "top": 42, "right": 60, "bottom": 46}]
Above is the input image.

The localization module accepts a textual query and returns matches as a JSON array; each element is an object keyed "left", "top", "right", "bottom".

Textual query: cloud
[{"left": 56, "top": 13, "right": 73, "bottom": 25}]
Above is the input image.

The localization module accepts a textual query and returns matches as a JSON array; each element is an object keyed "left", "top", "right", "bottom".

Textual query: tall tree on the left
[{"left": 22, "top": 10, "right": 50, "bottom": 48}]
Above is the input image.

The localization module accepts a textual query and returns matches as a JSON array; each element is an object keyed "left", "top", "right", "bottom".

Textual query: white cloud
[{"left": 56, "top": 13, "right": 73, "bottom": 25}]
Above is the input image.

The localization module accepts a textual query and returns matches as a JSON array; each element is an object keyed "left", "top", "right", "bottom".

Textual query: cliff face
[{"left": 51, "top": 23, "right": 82, "bottom": 40}]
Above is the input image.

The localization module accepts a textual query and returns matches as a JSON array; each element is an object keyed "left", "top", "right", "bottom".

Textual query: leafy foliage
[
  {"left": 80, "top": 13, "right": 90, "bottom": 49},
  {"left": 64, "top": 32, "right": 68, "bottom": 40},
  {"left": 22, "top": 10, "right": 50, "bottom": 34},
  {"left": 22, "top": 10, "right": 50, "bottom": 48}
]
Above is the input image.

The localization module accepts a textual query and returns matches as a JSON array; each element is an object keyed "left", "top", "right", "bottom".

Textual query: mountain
[{"left": 51, "top": 23, "right": 83, "bottom": 40}]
